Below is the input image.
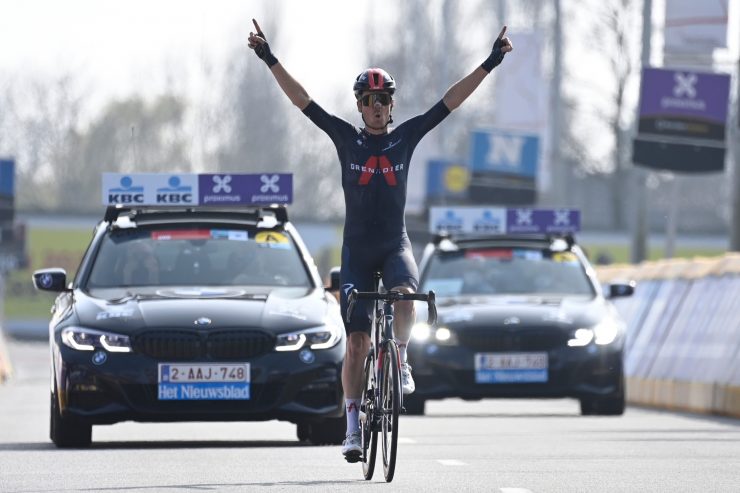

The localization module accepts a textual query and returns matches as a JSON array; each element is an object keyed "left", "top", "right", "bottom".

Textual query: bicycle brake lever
[
  {"left": 426, "top": 290, "right": 437, "bottom": 326},
  {"left": 346, "top": 289, "right": 358, "bottom": 324}
]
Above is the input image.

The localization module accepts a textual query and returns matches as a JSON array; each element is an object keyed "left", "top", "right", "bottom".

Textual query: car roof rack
[
  {"left": 103, "top": 204, "right": 289, "bottom": 224},
  {"left": 434, "top": 232, "right": 577, "bottom": 249}
]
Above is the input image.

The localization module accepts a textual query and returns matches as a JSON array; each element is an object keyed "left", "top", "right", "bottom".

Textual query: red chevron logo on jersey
[{"left": 358, "top": 155, "right": 397, "bottom": 186}]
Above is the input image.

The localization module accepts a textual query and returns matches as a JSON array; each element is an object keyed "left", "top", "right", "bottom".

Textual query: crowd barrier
[{"left": 597, "top": 253, "right": 740, "bottom": 418}]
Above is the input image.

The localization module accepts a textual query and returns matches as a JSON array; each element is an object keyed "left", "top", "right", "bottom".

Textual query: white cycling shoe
[
  {"left": 401, "top": 363, "right": 415, "bottom": 395},
  {"left": 342, "top": 431, "right": 362, "bottom": 462}
]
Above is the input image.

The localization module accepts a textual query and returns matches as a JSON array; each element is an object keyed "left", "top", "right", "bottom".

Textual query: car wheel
[
  {"left": 580, "top": 391, "right": 625, "bottom": 416},
  {"left": 306, "top": 415, "right": 345, "bottom": 445},
  {"left": 50, "top": 390, "right": 92, "bottom": 448},
  {"left": 296, "top": 422, "right": 310, "bottom": 442},
  {"left": 403, "top": 395, "right": 426, "bottom": 415}
]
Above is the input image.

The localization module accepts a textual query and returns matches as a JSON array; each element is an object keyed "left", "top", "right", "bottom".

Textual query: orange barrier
[{"left": 0, "top": 328, "right": 11, "bottom": 383}]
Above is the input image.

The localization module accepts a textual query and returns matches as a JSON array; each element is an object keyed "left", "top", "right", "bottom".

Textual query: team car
[
  {"left": 33, "top": 174, "right": 346, "bottom": 447},
  {"left": 405, "top": 207, "right": 634, "bottom": 416}
]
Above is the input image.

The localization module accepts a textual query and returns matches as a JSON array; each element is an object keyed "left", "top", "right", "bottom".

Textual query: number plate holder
[
  {"left": 474, "top": 352, "right": 548, "bottom": 384},
  {"left": 157, "top": 363, "right": 251, "bottom": 400}
]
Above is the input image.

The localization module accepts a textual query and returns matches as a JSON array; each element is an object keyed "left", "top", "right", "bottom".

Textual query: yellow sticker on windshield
[
  {"left": 255, "top": 231, "right": 290, "bottom": 249},
  {"left": 552, "top": 252, "right": 578, "bottom": 263}
]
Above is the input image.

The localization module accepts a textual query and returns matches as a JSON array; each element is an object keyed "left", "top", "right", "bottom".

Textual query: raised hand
[
  {"left": 248, "top": 19, "right": 278, "bottom": 67},
  {"left": 482, "top": 26, "right": 513, "bottom": 72}
]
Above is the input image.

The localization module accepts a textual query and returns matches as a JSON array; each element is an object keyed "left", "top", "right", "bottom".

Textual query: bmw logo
[
  {"left": 194, "top": 317, "right": 212, "bottom": 326},
  {"left": 92, "top": 351, "right": 107, "bottom": 365},
  {"left": 39, "top": 273, "right": 53, "bottom": 289},
  {"left": 299, "top": 349, "right": 315, "bottom": 364}
]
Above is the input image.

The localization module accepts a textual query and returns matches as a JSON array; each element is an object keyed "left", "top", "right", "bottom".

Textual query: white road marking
[
  {"left": 437, "top": 459, "right": 467, "bottom": 466},
  {"left": 500, "top": 488, "right": 534, "bottom": 493},
  {"left": 398, "top": 437, "right": 416, "bottom": 444}
]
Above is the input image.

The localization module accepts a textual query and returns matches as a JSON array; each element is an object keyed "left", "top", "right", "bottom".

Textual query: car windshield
[
  {"left": 421, "top": 247, "right": 595, "bottom": 297},
  {"left": 86, "top": 226, "right": 311, "bottom": 288}
]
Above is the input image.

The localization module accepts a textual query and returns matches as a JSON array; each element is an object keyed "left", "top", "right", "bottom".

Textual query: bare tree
[
  {"left": 0, "top": 74, "right": 87, "bottom": 211},
  {"left": 563, "top": 0, "right": 641, "bottom": 229}
]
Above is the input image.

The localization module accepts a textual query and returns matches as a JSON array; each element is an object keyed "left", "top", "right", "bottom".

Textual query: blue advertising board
[
  {"left": 0, "top": 159, "right": 14, "bottom": 197},
  {"left": 634, "top": 67, "right": 730, "bottom": 172},
  {"left": 470, "top": 130, "right": 540, "bottom": 178},
  {"left": 429, "top": 207, "right": 580, "bottom": 235},
  {"left": 426, "top": 159, "right": 469, "bottom": 200},
  {"left": 102, "top": 173, "right": 293, "bottom": 206},
  {"left": 638, "top": 67, "right": 730, "bottom": 142}
]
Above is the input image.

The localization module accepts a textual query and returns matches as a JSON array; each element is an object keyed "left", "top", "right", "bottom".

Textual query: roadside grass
[
  {"left": 1, "top": 226, "right": 727, "bottom": 320},
  {"left": 580, "top": 243, "right": 725, "bottom": 265},
  {"left": 3, "top": 228, "right": 91, "bottom": 319}
]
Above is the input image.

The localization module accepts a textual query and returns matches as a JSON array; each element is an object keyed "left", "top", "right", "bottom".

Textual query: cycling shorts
[{"left": 340, "top": 233, "right": 419, "bottom": 335}]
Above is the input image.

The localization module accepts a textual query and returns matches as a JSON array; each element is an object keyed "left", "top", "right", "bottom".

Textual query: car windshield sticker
[
  {"left": 465, "top": 249, "right": 513, "bottom": 260},
  {"left": 210, "top": 229, "right": 249, "bottom": 241},
  {"left": 255, "top": 231, "right": 290, "bottom": 249},
  {"left": 424, "top": 278, "right": 463, "bottom": 297},
  {"left": 552, "top": 252, "right": 578, "bottom": 264},
  {"left": 96, "top": 309, "right": 135, "bottom": 320},
  {"left": 513, "top": 249, "right": 543, "bottom": 261},
  {"left": 151, "top": 230, "right": 211, "bottom": 240}
]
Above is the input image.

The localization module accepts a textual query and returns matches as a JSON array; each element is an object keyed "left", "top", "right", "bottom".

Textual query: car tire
[
  {"left": 306, "top": 415, "right": 345, "bottom": 445},
  {"left": 296, "top": 422, "right": 310, "bottom": 442},
  {"left": 50, "top": 390, "right": 92, "bottom": 448},
  {"left": 403, "top": 395, "right": 426, "bottom": 415},
  {"left": 580, "top": 391, "right": 625, "bottom": 416}
]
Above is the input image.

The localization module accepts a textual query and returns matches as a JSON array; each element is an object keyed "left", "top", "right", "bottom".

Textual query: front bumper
[
  {"left": 408, "top": 342, "right": 623, "bottom": 400},
  {"left": 54, "top": 343, "right": 344, "bottom": 425}
]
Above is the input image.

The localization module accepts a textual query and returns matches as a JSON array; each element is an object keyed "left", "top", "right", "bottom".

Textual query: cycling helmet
[{"left": 353, "top": 68, "right": 396, "bottom": 98}]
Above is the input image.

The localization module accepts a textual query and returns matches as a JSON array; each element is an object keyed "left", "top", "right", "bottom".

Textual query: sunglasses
[{"left": 361, "top": 93, "right": 392, "bottom": 106}]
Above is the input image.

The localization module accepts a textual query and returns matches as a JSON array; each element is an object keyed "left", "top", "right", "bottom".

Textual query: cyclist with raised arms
[{"left": 248, "top": 19, "right": 512, "bottom": 461}]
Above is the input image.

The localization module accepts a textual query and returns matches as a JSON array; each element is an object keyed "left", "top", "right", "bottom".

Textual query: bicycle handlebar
[{"left": 345, "top": 289, "right": 437, "bottom": 327}]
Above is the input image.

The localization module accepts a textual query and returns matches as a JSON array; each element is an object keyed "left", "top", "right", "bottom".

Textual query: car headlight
[
  {"left": 275, "top": 324, "right": 342, "bottom": 351},
  {"left": 61, "top": 327, "right": 132, "bottom": 353},
  {"left": 411, "top": 323, "right": 457, "bottom": 346},
  {"left": 593, "top": 319, "right": 620, "bottom": 345},
  {"left": 567, "top": 328, "right": 594, "bottom": 347}
]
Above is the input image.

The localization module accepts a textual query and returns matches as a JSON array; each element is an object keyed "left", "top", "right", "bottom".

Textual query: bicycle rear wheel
[
  {"left": 380, "top": 341, "right": 401, "bottom": 482},
  {"left": 361, "top": 354, "right": 378, "bottom": 480}
]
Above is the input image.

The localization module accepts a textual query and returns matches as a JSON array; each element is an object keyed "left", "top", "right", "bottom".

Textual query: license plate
[
  {"left": 157, "top": 363, "right": 250, "bottom": 400},
  {"left": 474, "top": 352, "right": 548, "bottom": 383}
]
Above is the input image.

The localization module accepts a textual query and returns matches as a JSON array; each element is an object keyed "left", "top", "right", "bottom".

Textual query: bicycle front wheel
[
  {"left": 380, "top": 341, "right": 401, "bottom": 482},
  {"left": 361, "top": 354, "right": 378, "bottom": 480}
]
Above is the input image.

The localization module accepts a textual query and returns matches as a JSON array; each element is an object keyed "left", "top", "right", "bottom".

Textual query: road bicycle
[{"left": 346, "top": 272, "right": 437, "bottom": 482}]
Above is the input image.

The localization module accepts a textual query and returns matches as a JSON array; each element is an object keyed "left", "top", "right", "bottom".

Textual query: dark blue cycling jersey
[
  {"left": 303, "top": 100, "right": 450, "bottom": 239},
  {"left": 303, "top": 99, "right": 450, "bottom": 332}
]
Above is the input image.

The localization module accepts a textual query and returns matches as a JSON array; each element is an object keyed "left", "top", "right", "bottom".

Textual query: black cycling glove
[
  {"left": 481, "top": 36, "right": 507, "bottom": 73},
  {"left": 253, "top": 31, "right": 279, "bottom": 68}
]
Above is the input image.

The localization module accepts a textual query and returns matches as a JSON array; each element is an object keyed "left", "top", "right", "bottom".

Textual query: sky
[{"left": 0, "top": 0, "right": 372, "bottom": 115}]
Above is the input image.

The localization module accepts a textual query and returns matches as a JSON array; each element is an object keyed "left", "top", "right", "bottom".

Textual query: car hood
[
  {"left": 429, "top": 294, "right": 613, "bottom": 329},
  {"left": 73, "top": 287, "right": 335, "bottom": 334}
]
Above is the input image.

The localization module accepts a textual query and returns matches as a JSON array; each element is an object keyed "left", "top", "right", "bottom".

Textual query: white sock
[
  {"left": 345, "top": 398, "right": 360, "bottom": 435},
  {"left": 396, "top": 340, "right": 408, "bottom": 364}
]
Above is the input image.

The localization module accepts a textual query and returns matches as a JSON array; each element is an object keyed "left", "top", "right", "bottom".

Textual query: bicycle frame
[
  {"left": 347, "top": 274, "right": 437, "bottom": 482},
  {"left": 368, "top": 273, "right": 400, "bottom": 427}
]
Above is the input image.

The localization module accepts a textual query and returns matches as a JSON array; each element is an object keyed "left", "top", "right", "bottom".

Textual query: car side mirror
[
  {"left": 608, "top": 281, "right": 635, "bottom": 299},
  {"left": 32, "top": 268, "right": 69, "bottom": 292},
  {"left": 326, "top": 266, "right": 341, "bottom": 292}
]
